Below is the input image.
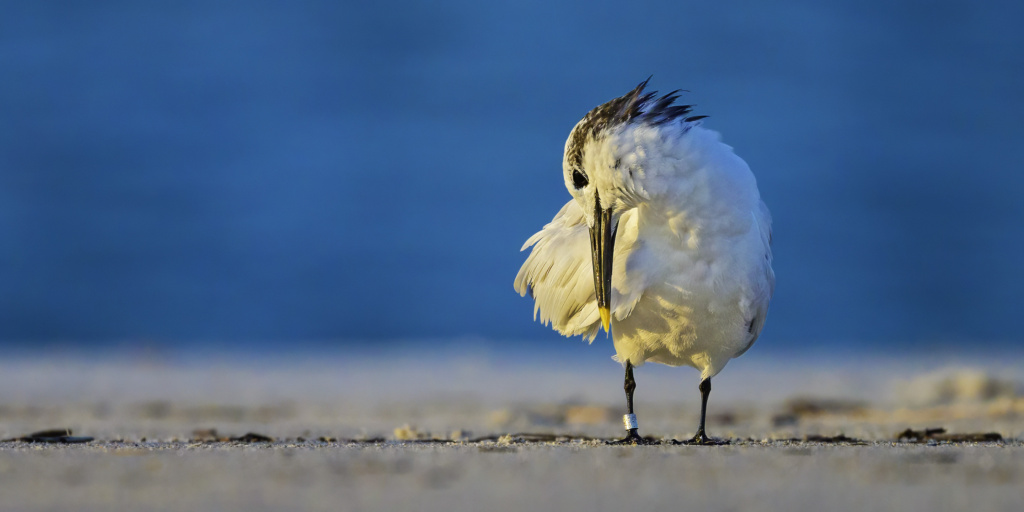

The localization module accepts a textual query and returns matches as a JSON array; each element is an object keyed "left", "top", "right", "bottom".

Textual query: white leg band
[{"left": 623, "top": 413, "right": 638, "bottom": 430}]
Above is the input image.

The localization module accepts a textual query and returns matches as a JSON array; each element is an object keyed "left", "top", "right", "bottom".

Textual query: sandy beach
[{"left": 1, "top": 351, "right": 1023, "bottom": 511}]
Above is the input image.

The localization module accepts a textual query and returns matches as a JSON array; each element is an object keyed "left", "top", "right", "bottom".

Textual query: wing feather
[
  {"left": 514, "top": 201, "right": 602, "bottom": 340},
  {"left": 736, "top": 200, "right": 775, "bottom": 356}
]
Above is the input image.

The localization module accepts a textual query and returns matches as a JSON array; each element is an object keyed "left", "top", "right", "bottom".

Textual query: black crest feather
[{"left": 565, "top": 78, "right": 703, "bottom": 172}]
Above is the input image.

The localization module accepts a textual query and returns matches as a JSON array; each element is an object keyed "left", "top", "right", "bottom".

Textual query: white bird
[{"left": 514, "top": 79, "right": 774, "bottom": 444}]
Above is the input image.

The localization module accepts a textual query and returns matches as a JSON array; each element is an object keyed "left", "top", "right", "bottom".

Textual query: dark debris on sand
[
  {"left": 231, "top": 432, "right": 275, "bottom": 443},
  {"left": 896, "top": 428, "right": 1003, "bottom": 443},
  {"left": 2, "top": 428, "right": 1015, "bottom": 447},
  {"left": 1, "top": 428, "right": 94, "bottom": 444},
  {"left": 189, "top": 429, "right": 275, "bottom": 443}
]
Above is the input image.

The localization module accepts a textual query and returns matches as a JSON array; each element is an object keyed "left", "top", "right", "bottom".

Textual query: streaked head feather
[{"left": 565, "top": 77, "right": 705, "bottom": 174}]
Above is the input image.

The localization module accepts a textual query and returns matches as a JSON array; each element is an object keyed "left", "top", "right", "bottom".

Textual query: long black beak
[{"left": 589, "top": 194, "right": 617, "bottom": 333}]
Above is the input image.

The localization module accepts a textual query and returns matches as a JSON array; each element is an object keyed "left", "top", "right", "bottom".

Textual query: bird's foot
[
  {"left": 671, "top": 430, "right": 730, "bottom": 446},
  {"left": 608, "top": 429, "right": 659, "bottom": 445}
]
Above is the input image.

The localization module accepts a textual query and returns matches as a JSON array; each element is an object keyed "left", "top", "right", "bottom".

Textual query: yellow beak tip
[{"left": 599, "top": 307, "right": 611, "bottom": 333}]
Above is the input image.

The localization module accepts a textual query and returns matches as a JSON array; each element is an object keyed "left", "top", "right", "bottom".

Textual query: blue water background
[{"left": 2, "top": 1, "right": 1022, "bottom": 354}]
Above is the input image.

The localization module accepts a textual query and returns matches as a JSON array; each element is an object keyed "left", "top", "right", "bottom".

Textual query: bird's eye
[{"left": 572, "top": 170, "right": 589, "bottom": 189}]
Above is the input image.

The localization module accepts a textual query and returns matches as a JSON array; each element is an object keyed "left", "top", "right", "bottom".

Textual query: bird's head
[{"left": 561, "top": 78, "right": 706, "bottom": 333}]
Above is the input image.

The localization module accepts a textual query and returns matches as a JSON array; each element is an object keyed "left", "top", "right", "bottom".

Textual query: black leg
[
  {"left": 692, "top": 377, "right": 712, "bottom": 443},
  {"left": 609, "top": 361, "right": 657, "bottom": 445},
  {"left": 625, "top": 360, "right": 637, "bottom": 415},
  {"left": 674, "top": 377, "right": 728, "bottom": 445}
]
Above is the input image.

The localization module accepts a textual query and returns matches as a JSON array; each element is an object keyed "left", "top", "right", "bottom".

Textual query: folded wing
[{"left": 736, "top": 200, "right": 775, "bottom": 356}]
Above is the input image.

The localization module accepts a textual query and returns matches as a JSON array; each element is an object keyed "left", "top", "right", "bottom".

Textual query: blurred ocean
[{"left": 1, "top": 1, "right": 1022, "bottom": 353}]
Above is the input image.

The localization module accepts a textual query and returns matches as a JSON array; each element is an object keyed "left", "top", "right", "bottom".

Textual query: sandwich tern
[{"left": 514, "top": 79, "right": 774, "bottom": 444}]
